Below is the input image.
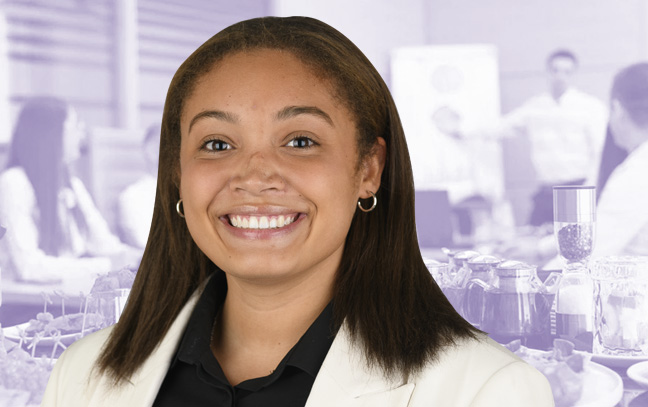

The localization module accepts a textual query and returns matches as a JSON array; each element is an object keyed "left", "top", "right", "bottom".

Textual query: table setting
[
  {"left": 0, "top": 267, "right": 134, "bottom": 406},
  {"left": 423, "top": 186, "right": 648, "bottom": 406}
]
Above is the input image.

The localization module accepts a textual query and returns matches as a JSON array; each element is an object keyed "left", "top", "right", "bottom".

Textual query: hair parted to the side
[{"left": 97, "top": 16, "right": 478, "bottom": 384}]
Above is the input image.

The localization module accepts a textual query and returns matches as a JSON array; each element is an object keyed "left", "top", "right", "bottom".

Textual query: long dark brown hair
[{"left": 98, "top": 16, "right": 478, "bottom": 384}]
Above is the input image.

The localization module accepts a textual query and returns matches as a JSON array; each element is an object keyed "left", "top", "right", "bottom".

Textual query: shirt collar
[
  {"left": 172, "top": 270, "right": 336, "bottom": 380},
  {"left": 173, "top": 271, "right": 226, "bottom": 366}
]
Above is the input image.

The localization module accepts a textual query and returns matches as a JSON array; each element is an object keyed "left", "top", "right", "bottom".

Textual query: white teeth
[{"left": 229, "top": 214, "right": 297, "bottom": 230}]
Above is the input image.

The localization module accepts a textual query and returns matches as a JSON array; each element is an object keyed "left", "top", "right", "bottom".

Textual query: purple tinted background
[{"left": 1, "top": 0, "right": 646, "bottom": 405}]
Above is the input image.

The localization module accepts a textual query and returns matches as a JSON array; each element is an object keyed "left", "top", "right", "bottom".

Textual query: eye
[
  {"left": 285, "top": 135, "right": 317, "bottom": 149},
  {"left": 202, "top": 139, "right": 231, "bottom": 152}
]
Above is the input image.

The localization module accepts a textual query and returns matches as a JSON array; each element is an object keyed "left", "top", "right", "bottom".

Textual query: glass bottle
[{"left": 552, "top": 186, "right": 596, "bottom": 351}]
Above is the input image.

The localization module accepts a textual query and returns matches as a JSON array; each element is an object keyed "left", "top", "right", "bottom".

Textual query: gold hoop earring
[
  {"left": 176, "top": 199, "right": 185, "bottom": 218},
  {"left": 357, "top": 191, "right": 377, "bottom": 213}
]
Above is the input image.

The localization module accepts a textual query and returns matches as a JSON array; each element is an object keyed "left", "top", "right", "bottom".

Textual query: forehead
[
  {"left": 549, "top": 56, "right": 576, "bottom": 72},
  {"left": 181, "top": 49, "right": 344, "bottom": 121}
]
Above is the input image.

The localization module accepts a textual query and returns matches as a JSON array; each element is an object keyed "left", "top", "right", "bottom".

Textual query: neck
[
  {"left": 212, "top": 263, "right": 336, "bottom": 384},
  {"left": 551, "top": 87, "right": 568, "bottom": 101},
  {"left": 626, "top": 135, "right": 648, "bottom": 153}
]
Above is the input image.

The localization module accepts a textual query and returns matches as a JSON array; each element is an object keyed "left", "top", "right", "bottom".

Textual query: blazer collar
[
  {"left": 87, "top": 284, "right": 415, "bottom": 407},
  {"left": 305, "top": 325, "right": 415, "bottom": 407},
  {"left": 86, "top": 285, "right": 205, "bottom": 406}
]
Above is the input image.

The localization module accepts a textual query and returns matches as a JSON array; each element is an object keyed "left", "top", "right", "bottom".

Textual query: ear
[
  {"left": 610, "top": 99, "right": 626, "bottom": 121},
  {"left": 358, "top": 137, "right": 387, "bottom": 199}
]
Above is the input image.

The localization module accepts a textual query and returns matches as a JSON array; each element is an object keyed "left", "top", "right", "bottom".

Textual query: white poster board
[{"left": 391, "top": 45, "right": 503, "bottom": 203}]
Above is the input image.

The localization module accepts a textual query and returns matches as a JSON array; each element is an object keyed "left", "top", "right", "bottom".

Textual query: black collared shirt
[{"left": 153, "top": 272, "right": 336, "bottom": 407}]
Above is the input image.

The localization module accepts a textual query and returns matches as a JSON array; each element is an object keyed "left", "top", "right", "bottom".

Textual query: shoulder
[
  {"left": 521, "top": 93, "right": 554, "bottom": 108},
  {"left": 43, "top": 326, "right": 115, "bottom": 404},
  {"left": 410, "top": 335, "right": 553, "bottom": 406},
  {"left": 566, "top": 89, "right": 606, "bottom": 109},
  {"left": 0, "top": 167, "right": 36, "bottom": 210},
  {"left": 0, "top": 166, "right": 31, "bottom": 190}
]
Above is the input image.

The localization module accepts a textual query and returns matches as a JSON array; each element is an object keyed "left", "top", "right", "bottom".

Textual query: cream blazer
[{"left": 42, "top": 288, "right": 554, "bottom": 407}]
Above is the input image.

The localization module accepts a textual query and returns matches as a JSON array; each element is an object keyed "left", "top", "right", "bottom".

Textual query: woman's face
[{"left": 179, "top": 49, "right": 384, "bottom": 285}]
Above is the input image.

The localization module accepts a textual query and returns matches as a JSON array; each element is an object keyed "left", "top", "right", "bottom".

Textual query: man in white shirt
[
  {"left": 502, "top": 49, "right": 608, "bottom": 226},
  {"left": 594, "top": 63, "right": 648, "bottom": 257}
]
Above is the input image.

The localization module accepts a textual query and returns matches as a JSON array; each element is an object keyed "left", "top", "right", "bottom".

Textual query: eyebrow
[
  {"left": 188, "top": 105, "right": 334, "bottom": 133},
  {"left": 188, "top": 110, "right": 239, "bottom": 132},
  {"left": 275, "top": 105, "right": 334, "bottom": 127}
]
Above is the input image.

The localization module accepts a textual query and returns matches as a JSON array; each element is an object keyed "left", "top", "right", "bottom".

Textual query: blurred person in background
[
  {"left": 516, "top": 63, "right": 648, "bottom": 268},
  {"left": 116, "top": 123, "right": 160, "bottom": 249},
  {"left": 500, "top": 49, "right": 607, "bottom": 226},
  {"left": 0, "top": 97, "right": 140, "bottom": 284},
  {"left": 593, "top": 125, "right": 628, "bottom": 202},
  {"left": 413, "top": 106, "right": 493, "bottom": 238},
  {"left": 593, "top": 62, "right": 648, "bottom": 257}
]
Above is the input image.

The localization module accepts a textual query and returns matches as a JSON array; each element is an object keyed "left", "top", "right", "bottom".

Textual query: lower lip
[{"left": 220, "top": 214, "right": 306, "bottom": 240}]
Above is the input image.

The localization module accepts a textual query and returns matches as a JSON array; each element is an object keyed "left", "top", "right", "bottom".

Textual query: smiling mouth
[{"left": 226, "top": 214, "right": 300, "bottom": 230}]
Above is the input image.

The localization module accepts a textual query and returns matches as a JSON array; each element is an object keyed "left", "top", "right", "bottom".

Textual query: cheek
[{"left": 180, "top": 163, "right": 226, "bottom": 216}]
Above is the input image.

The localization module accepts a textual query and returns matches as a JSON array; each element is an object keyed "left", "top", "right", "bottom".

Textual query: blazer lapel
[
  {"left": 86, "top": 288, "right": 204, "bottom": 407},
  {"left": 305, "top": 326, "right": 415, "bottom": 407}
]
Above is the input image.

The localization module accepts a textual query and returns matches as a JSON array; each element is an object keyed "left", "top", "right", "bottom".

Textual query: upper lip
[{"left": 219, "top": 205, "right": 305, "bottom": 217}]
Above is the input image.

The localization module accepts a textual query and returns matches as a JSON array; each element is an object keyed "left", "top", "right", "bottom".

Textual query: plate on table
[
  {"left": 514, "top": 346, "right": 623, "bottom": 407},
  {"left": 575, "top": 362, "right": 624, "bottom": 407},
  {"left": 591, "top": 353, "right": 648, "bottom": 369},
  {"left": 3, "top": 322, "right": 89, "bottom": 347},
  {"left": 627, "top": 361, "right": 648, "bottom": 389}
]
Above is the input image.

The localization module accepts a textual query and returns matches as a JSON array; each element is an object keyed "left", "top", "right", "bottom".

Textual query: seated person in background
[
  {"left": 593, "top": 62, "right": 648, "bottom": 257},
  {"left": 593, "top": 125, "right": 628, "bottom": 202},
  {"left": 0, "top": 97, "right": 140, "bottom": 284},
  {"left": 116, "top": 124, "right": 160, "bottom": 249},
  {"left": 500, "top": 49, "right": 607, "bottom": 226}
]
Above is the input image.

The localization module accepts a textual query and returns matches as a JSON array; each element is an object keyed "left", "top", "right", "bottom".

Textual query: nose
[{"left": 230, "top": 150, "right": 285, "bottom": 194}]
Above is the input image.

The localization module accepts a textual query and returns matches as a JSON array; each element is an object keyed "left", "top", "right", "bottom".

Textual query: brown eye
[
  {"left": 286, "top": 136, "right": 316, "bottom": 148},
  {"left": 204, "top": 139, "right": 231, "bottom": 151}
]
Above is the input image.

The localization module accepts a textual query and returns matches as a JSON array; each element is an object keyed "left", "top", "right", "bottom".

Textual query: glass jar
[
  {"left": 553, "top": 186, "right": 596, "bottom": 270},
  {"left": 461, "top": 254, "right": 501, "bottom": 326},
  {"left": 591, "top": 256, "right": 648, "bottom": 356},
  {"left": 424, "top": 258, "right": 449, "bottom": 288},
  {"left": 442, "top": 250, "right": 479, "bottom": 314},
  {"left": 474, "top": 260, "right": 560, "bottom": 350}
]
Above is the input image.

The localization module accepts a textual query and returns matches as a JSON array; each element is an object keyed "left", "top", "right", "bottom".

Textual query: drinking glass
[{"left": 592, "top": 256, "right": 648, "bottom": 356}]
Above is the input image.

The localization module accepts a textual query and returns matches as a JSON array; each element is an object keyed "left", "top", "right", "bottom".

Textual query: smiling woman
[{"left": 42, "top": 17, "right": 554, "bottom": 407}]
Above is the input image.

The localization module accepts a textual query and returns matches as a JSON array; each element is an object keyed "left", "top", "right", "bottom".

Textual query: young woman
[
  {"left": 43, "top": 17, "right": 552, "bottom": 406},
  {"left": 0, "top": 97, "right": 135, "bottom": 283}
]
